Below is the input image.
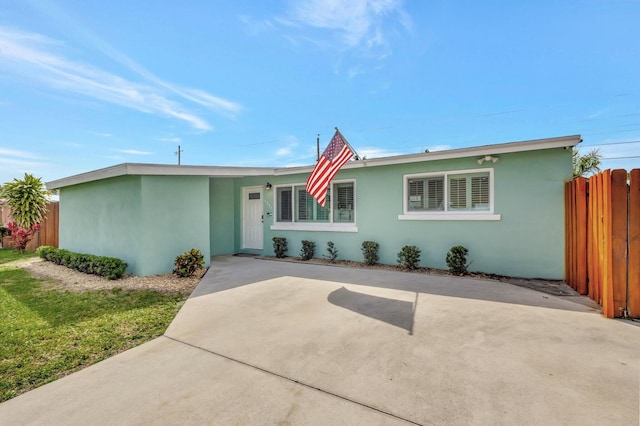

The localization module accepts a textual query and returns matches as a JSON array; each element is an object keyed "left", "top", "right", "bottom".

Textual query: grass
[{"left": 0, "top": 249, "right": 188, "bottom": 402}]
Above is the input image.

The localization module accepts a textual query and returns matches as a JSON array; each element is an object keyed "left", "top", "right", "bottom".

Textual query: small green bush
[
  {"left": 36, "top": 246, "right": 128, "bottom": 280},
  {"left": 173, "top": 248, "right": 205, "bottom": 278},
  {"left": 300, "top": 240, "right": 316, "bottom": 261},
  {"left": 324, "top": 241, "right": 338, "bottom": 263},
  {"left": 273, "top": 237, "right": 288, "bottom": 258},
  {"left": 361, "top": 241, "right": 379, "bottom": 265},
  {"left": 446, "top": 245, "right": 469, "bottom": 275},
  {"left": 397, "top": 245, "right": 421, "bottom": 270}
]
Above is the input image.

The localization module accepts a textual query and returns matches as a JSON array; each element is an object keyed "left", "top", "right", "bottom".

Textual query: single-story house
[{"left": 46, "top": 134, "right": 580, "bottom": 279}]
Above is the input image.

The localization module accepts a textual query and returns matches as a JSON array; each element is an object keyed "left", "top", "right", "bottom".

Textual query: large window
[
  {"left": 273, "top": 180, "right": 356, "bottom": 231},
  {"left": 401, "top": 169, "right": 500, "bottom": 221}
]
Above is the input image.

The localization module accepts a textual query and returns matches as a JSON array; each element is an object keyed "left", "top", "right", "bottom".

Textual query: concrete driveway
[{"left": 1, "top": 256, "right": 638, "bottom": 425}]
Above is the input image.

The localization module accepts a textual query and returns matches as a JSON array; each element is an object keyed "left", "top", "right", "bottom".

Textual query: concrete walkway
[{"left": 1, "top": 256, "right": 638, "bottom": 425}]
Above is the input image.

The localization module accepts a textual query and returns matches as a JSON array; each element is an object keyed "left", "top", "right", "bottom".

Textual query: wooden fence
[
  {"left": 565, "top": 169, "right": 639, "bottom": 318},
  {"left": 0, "top": 202, "right": 59, "bottom": 250}
]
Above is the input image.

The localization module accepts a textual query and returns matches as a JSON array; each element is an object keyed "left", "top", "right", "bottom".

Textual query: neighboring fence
[
  {"left": 0, "top": 202, "right": 59, "bottom": 250},
  {"left": 565, "top": 169, "right": 639, "bottom": 318}
]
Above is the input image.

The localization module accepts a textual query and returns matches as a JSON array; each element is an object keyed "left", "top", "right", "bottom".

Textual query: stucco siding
[
  {"left": 258, "top": 148, "right": 571, "bottom": 279},
  {"left": 209, "top": 178, "right": 236, "bottom": 255},
  {"left": 59, "top": 175, "right": 143, "bottom": 273},
  {"left": 59, "top": 175, "right": 211, "bottom": 276},
  {"left": 138, "top": 175, "right": 211, "bottom": 276}
]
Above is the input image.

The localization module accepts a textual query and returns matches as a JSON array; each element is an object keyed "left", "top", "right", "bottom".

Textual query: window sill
[
  {"left": 398, "top": 213, "right": 501, "bottom": 221},
  {"left": 270, "top": 223, "right": 358, "bottom": 232}
]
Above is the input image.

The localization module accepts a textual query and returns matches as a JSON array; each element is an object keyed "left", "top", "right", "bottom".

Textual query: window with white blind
[
  {"left": 400, "top": 169, "right": 500, "bottom": 221},
  {"left": 272, "top": 180, "right": 357, "bottom": 231}
]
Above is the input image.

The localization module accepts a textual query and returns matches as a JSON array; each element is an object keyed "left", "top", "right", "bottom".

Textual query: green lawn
[{"left": 0, "top": 249, "right": 188, "bottom": 402}]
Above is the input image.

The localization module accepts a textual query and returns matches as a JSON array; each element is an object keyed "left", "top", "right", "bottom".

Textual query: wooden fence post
[
  {"left": 575, "top": 178, "right": 588, "bottom": 294},
  {"left": 628, "top": 169, "right": 640, "bottom": 318},
  {"left": 611, "top": 170, "right": 628, "bottom": 317},
  {"left": 601, "top": 170, "right": 615, "bottom": 318},
  {"left": 589, "top": 173, "right": 602, "bottom": 304}
]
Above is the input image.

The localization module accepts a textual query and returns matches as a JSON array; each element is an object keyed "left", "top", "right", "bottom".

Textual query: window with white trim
[
  {"left": 274, "top": 181, "right": 355, "bottom": 225},
  {"left": 401, "top": 168, "right": 500, "bottom": 221}
]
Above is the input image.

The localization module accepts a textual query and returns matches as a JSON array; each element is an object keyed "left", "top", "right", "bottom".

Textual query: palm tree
[
  {"left": 572, "top": 148, "right": 602, "bottom": 178},
  {"left": 0, "top": 174, "right": 49, "bottom": 251}
]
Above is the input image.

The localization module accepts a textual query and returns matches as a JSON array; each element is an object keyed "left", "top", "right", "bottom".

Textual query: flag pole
[{"left": 335, "top": 127, "right": 360, "bottom": 160}]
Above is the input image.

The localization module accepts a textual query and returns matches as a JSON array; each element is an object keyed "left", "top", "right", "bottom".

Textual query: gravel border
[{"left": 12, "top": 258, "right": 203, "bottom": 294}]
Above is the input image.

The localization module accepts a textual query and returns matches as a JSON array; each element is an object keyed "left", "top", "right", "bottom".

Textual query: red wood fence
[
  {"left": 565, "top": 169, "right": 639, "bottom": 318},
  {"left": 0, "top": 202, "right": 59, "bottom": 250}
]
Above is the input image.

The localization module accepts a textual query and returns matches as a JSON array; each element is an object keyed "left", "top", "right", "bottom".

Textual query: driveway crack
[{"left": 162, "top": 334, "right": 423, "bottom": 425}]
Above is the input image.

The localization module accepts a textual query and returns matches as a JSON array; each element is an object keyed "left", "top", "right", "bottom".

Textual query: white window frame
[
  {"left": 271, "top": 179, "right": 358, "bottom": 232},
  {"left": 398, "top": 168, "right": 501, "bottom": 221}
]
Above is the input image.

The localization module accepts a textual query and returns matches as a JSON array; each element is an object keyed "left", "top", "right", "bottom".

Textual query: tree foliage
[
  {"left": 0, "top": 173, "right": 49, "bottom": 229},
  {"left": 572, "top": 148, "right": 602, "bottom": 178}
]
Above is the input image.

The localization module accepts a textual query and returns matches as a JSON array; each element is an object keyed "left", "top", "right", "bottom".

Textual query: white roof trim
[{"left": 46, "top": 134, "right": 581, "bottom": 189}]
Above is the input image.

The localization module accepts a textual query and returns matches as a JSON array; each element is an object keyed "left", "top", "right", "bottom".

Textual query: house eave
[
  {"left": 46, "top": 134, "right": 581, "bottom": 189},
  {"left": 46, "top": 163, "right": 276, "bottom": 190},
  {"left": 274, "top": 134, "right": 582, "bottom": 175}
]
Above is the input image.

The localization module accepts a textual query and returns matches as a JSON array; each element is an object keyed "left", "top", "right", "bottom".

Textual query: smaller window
[
  {"left": 408, "top": 177, "right": 444, "bottom": 211},
  {"left": 277, "top": 187, "right": 292, "bottom": 222},
  {"left": 333, "top": 182, "right": 354, "bottom": 223}
]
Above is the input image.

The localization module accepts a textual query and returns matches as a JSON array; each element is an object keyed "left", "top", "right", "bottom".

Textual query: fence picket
[{"left": 629, "top": 170, "right": 640, "bottom": 317}]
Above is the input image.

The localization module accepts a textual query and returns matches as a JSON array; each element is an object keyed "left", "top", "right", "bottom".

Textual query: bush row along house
[{"left": 46, "top": 135, "right": 580, "bottom": 278}]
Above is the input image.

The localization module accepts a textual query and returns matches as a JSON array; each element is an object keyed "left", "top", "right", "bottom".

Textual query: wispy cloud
[
  {"left": 358, "top": 147, "right": 404, "bottom": 158},
  {"left": 0, "top": 26, "right": 243, "bottom": 131},
  {"left": 117, "top": 149, "right": 152, "bottom": 155},
  {"left": 157, "top": 137, "right": 182, "bottom": 143},
  {"left": 0, "top": 148, "right": 41, "bottom": 159},
  {"left": 245, "top": 0, "right": 412, "bottom": 75},
  {"left": 285, "top": 0, "right": 411, "bottom": 51},
  {"left": 426, "top": 144, "right": 453, "bottom": 152},
  {"left": 0, "top": 157, "right": 47, "bottom": 167}
]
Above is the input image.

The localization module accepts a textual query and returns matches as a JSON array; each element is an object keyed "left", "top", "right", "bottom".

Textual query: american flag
[{"left": 306, "top": 130, "right": 354, "bottom": 207}]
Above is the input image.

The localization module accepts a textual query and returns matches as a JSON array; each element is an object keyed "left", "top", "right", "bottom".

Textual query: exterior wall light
[
  {"left": 265, "top": 182, "right": 272, "bottom": 190},
  {"left": 477, "top": 155, "right": 499, "bottom": 165}
]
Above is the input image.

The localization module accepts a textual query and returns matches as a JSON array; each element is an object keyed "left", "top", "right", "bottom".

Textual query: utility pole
[{"left": 175, "top": 145, "right": 183, "bottom": 165}]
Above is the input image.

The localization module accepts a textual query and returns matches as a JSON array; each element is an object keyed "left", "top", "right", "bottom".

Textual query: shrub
[
  {"left": 300, "top": 240, "right": 316, "bottom": 261},
  {"left": 361, "top": 241, "right": 379, "bottom": 265},
  {"left": 397, "top": 245, "right": 421, "bottom": 270},
  {"left": 324, "top": 241, "right": 338, "bottom": 263},
  {"left": 36, "top": 245, "right": 55, "bottom": 260},
  {"left": 4, "top": 222, "right": 40, "bottom": 252},
  {"left": 173, "top": 248, "right": 205, "bottom": 278},
  {"left": 273, "top": 237, "right": 288, "bottom": 258},
  {"left": 36, "top": 246, "right": 127, "bottom": 280},
  {"left": 446, "top": 245, "right": 469, "bottom": 275}
]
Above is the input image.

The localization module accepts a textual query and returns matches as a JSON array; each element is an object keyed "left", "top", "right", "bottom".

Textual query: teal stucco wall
[
  {"left": 59, "top": 175, "right": 143, "bottom": 272},
  {"left": 251, "top": 147, "right": 571, "bottom": 279},
  {"left": 59, "top": 175, "right": 211, "bottom": 276},
  {"left": 209, "top": 178, "right": 236, "bottom": 256}
]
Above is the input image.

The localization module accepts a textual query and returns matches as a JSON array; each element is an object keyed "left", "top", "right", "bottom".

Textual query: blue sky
[{"left": 1, "top": 0, "right": 639, "bottom": 185}]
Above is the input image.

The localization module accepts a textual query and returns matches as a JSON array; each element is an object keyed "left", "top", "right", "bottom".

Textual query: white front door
[{"left": 242, "top": 186, "right": 264, "bottom": 250}]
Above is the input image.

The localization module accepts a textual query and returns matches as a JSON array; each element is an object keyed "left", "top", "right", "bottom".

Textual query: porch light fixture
[
  {"left": 265, "top": 182, "right": 272, "bottom": 190},
  {"left": 477, "top": 155, "right": 499, "bottom": 165}
]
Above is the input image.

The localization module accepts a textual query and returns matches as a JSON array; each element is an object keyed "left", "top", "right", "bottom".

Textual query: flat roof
[{"left": 46, "top": 134, "right": 581, "bottom": 190}]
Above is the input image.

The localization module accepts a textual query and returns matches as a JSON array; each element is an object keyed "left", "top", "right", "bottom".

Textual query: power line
[
  {"left": 602, "top": 155, "right": 640, "bottom": 160},
  {"left": 582, "top": 140, "right": 640, "bottom": 147}
]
